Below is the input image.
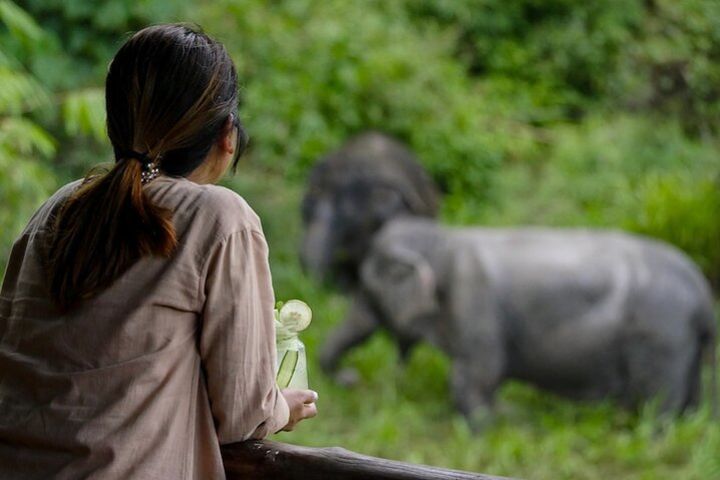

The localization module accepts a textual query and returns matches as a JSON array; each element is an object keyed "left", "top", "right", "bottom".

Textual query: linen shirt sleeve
[{"left": 200, "top": 227, "right": 289, "bottom": 443}]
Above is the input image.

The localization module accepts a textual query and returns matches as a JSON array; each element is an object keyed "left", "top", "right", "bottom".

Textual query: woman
[{"left": 0, "top": 24, "right": 317, "bottom": 479}]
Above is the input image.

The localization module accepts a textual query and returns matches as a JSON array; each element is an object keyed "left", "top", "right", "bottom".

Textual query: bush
[
  {"left": 200, "top": 0, "right": 514, "bottom": 205},
  {"left": 628, "top": 174, "right": 720, "bottom": 288},
  {"left": 612, "top": 0, "right": 720, "bottom": 134},
  {"left": 404, "top": 0, "right": 644, "bottom": 120},
  {"left": 405, "top": 0, "right": 720, "bottom": 133},
  {"left": 450, "top": 114, "right": 717, "bottom": 219}
]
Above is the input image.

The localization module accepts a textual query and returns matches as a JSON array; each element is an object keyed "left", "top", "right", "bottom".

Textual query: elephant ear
[{"left": 361, "top": 244, "right": 439, "bottom": 332}]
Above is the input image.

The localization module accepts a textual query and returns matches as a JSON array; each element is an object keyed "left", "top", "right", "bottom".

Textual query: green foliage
[
  {"left": 406, "top": 0, "right": 720, "bottom": 132},
  {"left": 61, "top": 88, "right": 106, "bottom": 143},
  {"left": 628, "top": 175, "right": 720, "bottom": 287},
  {"left": 0, "top": 1, "right": 58, "bottom": 268},
  {"left": 614, "top": 0, "right": 720, "bottom": 133},
  {"left": 201, "top": 0, "right": 506, "bottom": 204},
  {"left": 448, "top": 114, "right": 716, "bottom": 219},
  {"left": 0, "top": 144, "right": 56, "bottom": 266},
  {"left": 15, "top": 0, "right": 191, "bottom": 89},
  {"left": 406, "top": 0, "right": 643, "bottom": 121},
  {"left": 0, "top": 0, "right": 42, "bottom": 45}
]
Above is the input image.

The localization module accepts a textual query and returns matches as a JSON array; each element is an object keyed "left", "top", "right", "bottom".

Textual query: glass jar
[
  {"left": 274, "top": 299, "right": 312, "bottom": 389},
  {"left": 276, "top": 333, "right": 308, "bottom": 389}
]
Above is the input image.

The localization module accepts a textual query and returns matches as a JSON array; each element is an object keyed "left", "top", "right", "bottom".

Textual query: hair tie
[
  {"left": 117, "top": 149, "right": 161, "bottom": 184},
  {"left": 118, "top": 149, "right": 150, "bottom": 163}
]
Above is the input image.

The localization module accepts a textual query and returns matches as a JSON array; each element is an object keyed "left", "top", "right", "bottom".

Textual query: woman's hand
[{"left": 280, "top": 388, "right": 318, "bottom": 431}]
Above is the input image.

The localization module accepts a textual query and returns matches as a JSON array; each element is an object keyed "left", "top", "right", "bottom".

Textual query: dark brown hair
[{"left": 46, "top": 24, "right": 247, "bottom": 310}]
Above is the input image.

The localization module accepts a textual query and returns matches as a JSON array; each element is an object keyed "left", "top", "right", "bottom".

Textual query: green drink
[{"left": 275, "top": 300, "right": 312, "bottom": 389}]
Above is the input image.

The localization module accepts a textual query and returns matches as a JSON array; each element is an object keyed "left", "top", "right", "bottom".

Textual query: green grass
[{"left": 224, "top": 167, "right": 720, "bottom": 480}]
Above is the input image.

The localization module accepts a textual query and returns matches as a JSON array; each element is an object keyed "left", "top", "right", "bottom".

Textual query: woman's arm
[{"left": 199, "top": 227, "right": 289, "bottom": 443}]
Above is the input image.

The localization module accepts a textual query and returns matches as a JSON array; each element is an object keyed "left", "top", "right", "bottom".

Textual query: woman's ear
[{"left": 218, "top": 116, "right": 236, "bottom": 156}]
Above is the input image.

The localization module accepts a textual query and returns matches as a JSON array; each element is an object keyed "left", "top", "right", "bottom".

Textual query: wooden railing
[{"left": 222, "top": 440, "right": 512, "bottom": 480}]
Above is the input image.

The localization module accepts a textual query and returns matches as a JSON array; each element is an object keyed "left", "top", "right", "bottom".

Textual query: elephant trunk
[{"left": 300, "top": 200, "right": 335, "bottom": 281}]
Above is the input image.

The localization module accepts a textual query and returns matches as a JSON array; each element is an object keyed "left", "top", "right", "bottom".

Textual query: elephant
[
  {"left": 320, "top": 217, "right": 717, "bottom": 423},
  {"left": 300, "top": 131, "right": 440, "bottom": 289}
]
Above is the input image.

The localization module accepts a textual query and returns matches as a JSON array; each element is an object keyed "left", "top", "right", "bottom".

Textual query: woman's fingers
[
  {"left": 303, "top": 401, "right": 318, "bottom": 419},
  {"left": 280, "top": 388, "right": 319, "bottom": 431},
  {"left": 298, "top": 389, "right": 319, "bottom": 404}
]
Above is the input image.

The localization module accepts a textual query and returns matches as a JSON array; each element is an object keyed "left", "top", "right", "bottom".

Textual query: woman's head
[
  {"left": 107, "top": 24, "right": 247, "bottom": 179},
  {"left": 47, "top": 24, "right": 245, "bottom": 310}
]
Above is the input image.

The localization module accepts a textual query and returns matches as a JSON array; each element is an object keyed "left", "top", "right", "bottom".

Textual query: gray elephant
[
  {"left": 300, "top": 132, "right": 440, "bottom": 288},
  {"left": 320, "top": 217, "right": 717, "bottom": 422}
]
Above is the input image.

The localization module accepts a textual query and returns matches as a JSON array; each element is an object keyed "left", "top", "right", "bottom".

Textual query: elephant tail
[
  {"left": 698, "top": 303, "right": 717, "bottom": 419},
  {"left": 709, "top": 335, "right": 718, "bottom": 419},
  {"left": 704, "top": 333, "right": 718, "bottom": 419}
]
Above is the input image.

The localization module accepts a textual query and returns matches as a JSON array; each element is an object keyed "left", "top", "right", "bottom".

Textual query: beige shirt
[{"left": 0, "top": 176, "right": 289, "bottom": 479}]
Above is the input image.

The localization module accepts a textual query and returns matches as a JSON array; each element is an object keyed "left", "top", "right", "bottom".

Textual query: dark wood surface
[{"left": 222, "top": 440, "right": 513, "bottom": 480}]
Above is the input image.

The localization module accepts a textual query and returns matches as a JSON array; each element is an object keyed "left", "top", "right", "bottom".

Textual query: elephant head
[
  {"left": 360, "top": 242, "right": 440, "bottom": 343},
  {"left": 300, "top": 131, "right": 441, "bottom": 289}
]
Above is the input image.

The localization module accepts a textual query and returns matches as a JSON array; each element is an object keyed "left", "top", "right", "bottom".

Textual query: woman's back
[{"left": 0, "top": 176, "right": 289, "bottom": 479}]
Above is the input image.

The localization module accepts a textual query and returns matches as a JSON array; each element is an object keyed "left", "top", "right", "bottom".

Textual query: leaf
[
  {"left": 0, "top": 49, "right": 12, "bottom": 67},
  {"left": 0, "top": 141, "right": 56, "bottom": 269},
  {"left": 61, "top": 88, "right": 106, "bottom": 142},
  {"left": 0, "top": 0, "right": 44, "bottom": 47},
  {"left": 0, "top": 67, "right": 49, "bottom": 115},
  {"left": 0, "top": 116, "right": 56, "bottom": 158}
]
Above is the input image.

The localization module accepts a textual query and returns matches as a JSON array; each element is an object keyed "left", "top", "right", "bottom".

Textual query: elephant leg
[
  {"left": 319, "top": 291, "right": 379, "bottom": 381},
  {"left": 682, "top": 344, "right": 703, "bottom": 412},
  {"left": 441, "top": 249, "right": 507, "bottom": 429},
  {"left": 450, "top": 347, "right": 505, "bottom": 431},
  {"left": 624, "top": 336, "right": 696, "bottom": 415},
  {"left": 683, "top": 311, "right": 716, "bottom": 412}
]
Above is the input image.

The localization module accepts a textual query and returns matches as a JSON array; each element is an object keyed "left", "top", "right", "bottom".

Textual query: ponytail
[{"left": 46, "top": 158, "right": 176, "bottom": 311}]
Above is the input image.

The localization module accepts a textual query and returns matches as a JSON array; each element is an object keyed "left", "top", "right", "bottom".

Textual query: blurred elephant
[
  {"left": 320, "top": 217, "right": 717, "bottom": 423},
  {"left": 300, "top": 131, "right": 440, "bottom": 288}
]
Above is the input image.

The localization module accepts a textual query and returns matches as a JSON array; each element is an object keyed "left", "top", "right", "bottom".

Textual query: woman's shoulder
[
  {"left": 53, "top": 178, "right": 85, "bottom": 199},
  {"left": 22, "top": 179, "right": 84, "bottom": 234},
  {"left": 42, "top": 178, "right": 84, "bottom": 210},
  {"left": 197, "top": 183, "right": 262, "bottom": 232},
  {"left": 151, "top": 177, "right": 262, "bottom": 238}
]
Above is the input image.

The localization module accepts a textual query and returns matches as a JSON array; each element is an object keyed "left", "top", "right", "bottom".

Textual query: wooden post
[{"left": 222, "top": 440, "right": 512, "bottom": 480}]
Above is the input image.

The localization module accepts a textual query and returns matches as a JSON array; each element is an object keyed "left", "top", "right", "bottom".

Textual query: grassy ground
[{"left": 224, "top": 168, "right": 720, "bottom": 480}]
